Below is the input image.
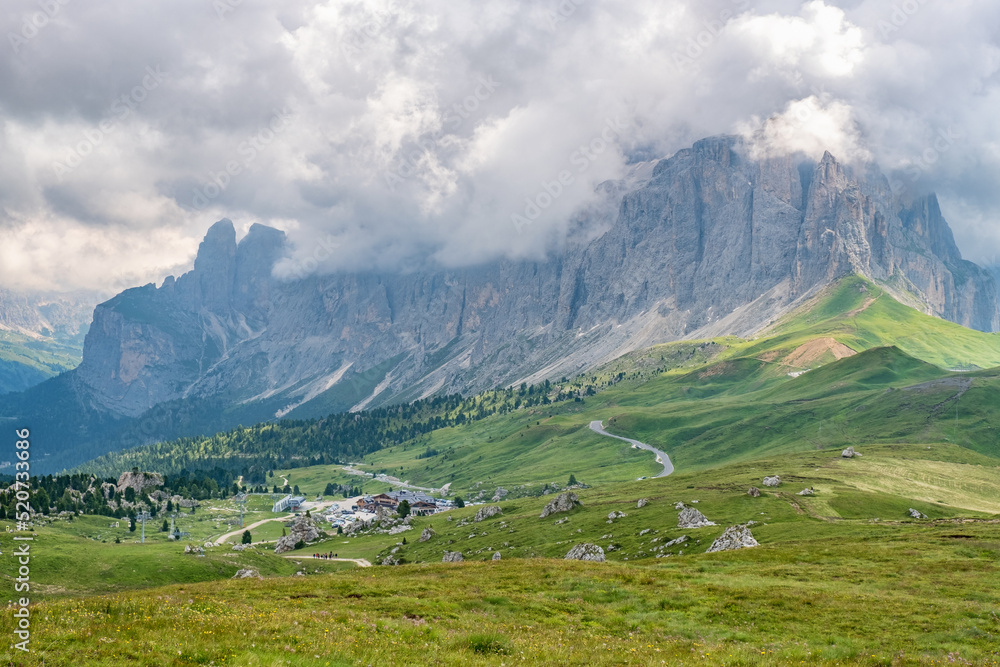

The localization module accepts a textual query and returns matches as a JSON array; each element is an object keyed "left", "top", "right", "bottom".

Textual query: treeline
[
  {"left": 75, "top": 379, "right": 578, "bottom": 480},
  {"left": 0, "top": 468, "right": 237, "bottom": 520}
]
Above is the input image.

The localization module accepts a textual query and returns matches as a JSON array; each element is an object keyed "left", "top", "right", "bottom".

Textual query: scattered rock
[
  {"left": 539, "top": 492, "right": 580, "bottom": 518},
  {"left": 762, "top": 476, "right": 781, "bottom": 487},
  {"left": 554, "top": 517, "right": 569, "bottom": 525},
  {"left": 639, "top": 529, "right": 651, "bottom": 536},
  {"left": 663, "top": 535, "right": 689, "bottom": 548},
  {"left": 492, "top": 552, "right": 502, "bottom": 561},
  {"left": 183, "top": 545, "right": 204, "bottom": 555},
  {"left": 607, "top": 511, "right": 628, "bottom": 521},
  {"left": 419, "top": 528, "right": 436, "bottom": 542},
  {"left": 442, "top": 551, "right": 464, "bottom": 563},
  {"left": 491, "top": 487, "right": 509, "bottom": 502},
  {"left": 231, "top": 543, "right": 252, "bottom": 551},
  {"left": 907, "top": 508, "right": 928, "bottom": 519},
  {"left": 706, "top": 524, "right": 759, "bottom": 553},
  {"left": 203, "top": 541, "right": 215, "bottom": 548},
  {"left": 232, "top": 568, "right": 261, "bottom": 579},
  {"left": 474, "top": 505, "right": 503, "bottom": 522},
  {"left": 564, "top": 543, "right": 606, "bottom": 562},
  {"left": 636, "top": 498, "right": 649, "bottom": 509},
  {"left": 747, "top": 487, "right": 761, "bottom": 497},
  {"left": 274, "top": 515, "right": 321, "bottom": 554},
  {"left": 797, "top": 488, "right": 815, "bottom": 496},
  {"left": 678, "top": 507, "right": 715, "bottom": 529},
  {"left": 673, "top": 501, "right": 685, "bottom": 510}
]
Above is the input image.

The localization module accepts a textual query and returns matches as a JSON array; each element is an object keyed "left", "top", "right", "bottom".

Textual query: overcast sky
[{"left": 1, "top": 0, "right": 999, "bottom": 292}]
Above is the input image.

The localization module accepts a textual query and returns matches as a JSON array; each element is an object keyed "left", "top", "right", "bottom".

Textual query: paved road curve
[{"left": 589, "top": 420, "right": 674, "bottom": 478}]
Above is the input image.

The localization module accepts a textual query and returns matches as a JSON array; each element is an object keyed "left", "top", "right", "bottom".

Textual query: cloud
[{"left": 1, "top": 0, "right": 1000, "bottom": 292}]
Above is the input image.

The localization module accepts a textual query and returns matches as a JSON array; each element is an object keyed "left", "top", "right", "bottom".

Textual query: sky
[{"left": 1, "top": 0, "right": 999, "bottom": 293}]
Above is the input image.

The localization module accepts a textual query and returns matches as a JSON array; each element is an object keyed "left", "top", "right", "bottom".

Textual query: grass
[{"left": 4, "top": 530, "right": 1000, "bottom": 665}]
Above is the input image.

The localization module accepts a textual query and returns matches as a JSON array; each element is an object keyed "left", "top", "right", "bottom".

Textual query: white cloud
[{"left": 2, "top": 0, "right": 1000, "bottom": 292}]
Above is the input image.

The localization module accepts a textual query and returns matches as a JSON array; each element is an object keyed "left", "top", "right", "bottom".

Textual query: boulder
[
  {"left": 907, "top": 508, "right": 928, "bottom": 519},
  {"left": 797, "top": 488, "right": 815, "bottom": 496},
  {"left": 663, "top": 535, "right": 689, "bottom": 548},
  {"left": 491, "top": 487, "right": 509, "bottom": 502},
  {"left": 762, "top": 476, "right": 781, "bottom": 487},
  {"left": 747, "top": 487, "right": 761, "bottom": 497},
  {"left": 492, "top": 551, "right": 502, "bottom": 561},
  {"left": 442, "top": 551, "right": 464, "bottom": 563},
  {"left": 474, "top": 505, "right": 503, "bottom": 522},
  {"left": 842, "top": 447, "right": 860, "bottom": 458},
  {"left": 706, "top": 524, "right": 759, "bottom": 553},
  {"left": 539, "top": 492, "right": 580, "bottom": 518},
  {"left": 607, "top": 510, "right": 628, "bottom": 521},
  {"left": 678, "top": 507, "right": 715, "bottom": 529},
  {"left": 232, "top": 568, "right": 261, "bottom": 579},
  {"left": 673, "top": 501, "right": 685, "bottom": 510},
  {"left": 274, "top": 515, "right": 321, "bottom": 554},
  {"left": 636, "top": 498, "right": 649, "bottom": 509},
  {"left": 564, "top": 543, "right": 606, "bottom": 562},
  {"left": 116, "top": 471, "right": 164, "bottom": 495},
  {"left": 419, "top": 527, "right": 436, "bottom": 542},
  {"left": 183, "top": 545, "right": 204, "bottom": 555}
]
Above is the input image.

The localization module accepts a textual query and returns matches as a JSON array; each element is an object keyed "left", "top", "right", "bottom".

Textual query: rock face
[
  {"left": 747, "top": 487, "right": 761, "bottom": 497},
  {"left": 763, "top": 476, "right": 781, "bottom": 488},
  {"left": 442, "top": 551, "right": 464, "bottom": 563},
  {"left": 678, "top": 507, "right": 715, "bottom": 529},
  {"left": 274, "top": 515, "right": 321, "bottom": 554},
  {"left": 564, "top": 543, "right": 606, "bottom": 562},
  {"left": 907, "top": 508, "right": 928, "bottom": 519},
  {"left": 539, "top": 492, "right": 580, "bottom": 518},
  {"left": 474, "top": 506, "right": 503, "bottom": 522},
  {"left": 706, "top": 524, "right": 759, "bottom": 553},
  {"left": 13, "top": 136, "right": 1000, "bottom": 469},
  {"left": 116, "top": 471, "right": 164, "bottom": 495}
]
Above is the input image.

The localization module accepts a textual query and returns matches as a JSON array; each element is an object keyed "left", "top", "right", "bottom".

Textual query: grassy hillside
[
  {"left": 79, "top": 276, "right": 1000, "bottom": 498},
  {"left": 0, "top": 330, "right": 83, "bottom": 394},
  {"left": 6, "top": 446, "right": 1000, "bottom": 665}
]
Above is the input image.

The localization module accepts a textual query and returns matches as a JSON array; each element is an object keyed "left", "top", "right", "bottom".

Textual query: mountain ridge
[{"left": 4, "top": 135, "right": 999, "bottom": 469}]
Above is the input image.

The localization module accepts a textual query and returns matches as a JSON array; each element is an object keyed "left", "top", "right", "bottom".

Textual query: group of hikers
[{"left": 313, "top": 552, "right": 338, "bottom": 559}]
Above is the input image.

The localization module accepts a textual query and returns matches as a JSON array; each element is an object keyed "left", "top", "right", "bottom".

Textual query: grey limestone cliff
[{"left": 70, "top": 136, "right": 1000, "bottom": 423}]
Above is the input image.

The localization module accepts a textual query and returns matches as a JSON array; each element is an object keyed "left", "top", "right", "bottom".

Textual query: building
[
  {"left": 357, "top": 494, "right": 398, "bottom": 512},
  {"left": 272, "top": 495, "right": 306, "bottom": 512},
  {"left": 410, "top": 501, "right": 437, "bottom": 516}
]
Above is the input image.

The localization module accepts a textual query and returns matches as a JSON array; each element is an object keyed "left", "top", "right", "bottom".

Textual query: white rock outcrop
[
  {"left": 564, "top": 543, "right": 606, "bottom": 562},
  {"left": 706, "top": 524, "right": 759, "bottom": 553}
]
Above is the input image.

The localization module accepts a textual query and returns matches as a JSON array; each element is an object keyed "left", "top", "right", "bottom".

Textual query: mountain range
[
  {"left": 3, "top": 135, "right": 999, "bottom": 472},
  {"left": 0, "top": 288, "right": 97, "bottom": 395}
]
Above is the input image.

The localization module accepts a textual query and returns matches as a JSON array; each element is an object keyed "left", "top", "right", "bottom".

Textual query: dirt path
[
  {"left": 589, "top": 420, "right": 673, "bottom": 477},
  {"left": 281, "top": 555, "right": 372, "bottom": 567},
  {"left": 214, "top": 513, "right": 293, "bottom": 545}
]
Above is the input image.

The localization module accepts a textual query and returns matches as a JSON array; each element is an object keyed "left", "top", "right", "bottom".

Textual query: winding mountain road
[{"left": 589, "top": 420, "right": 674, "bottom": 477}]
